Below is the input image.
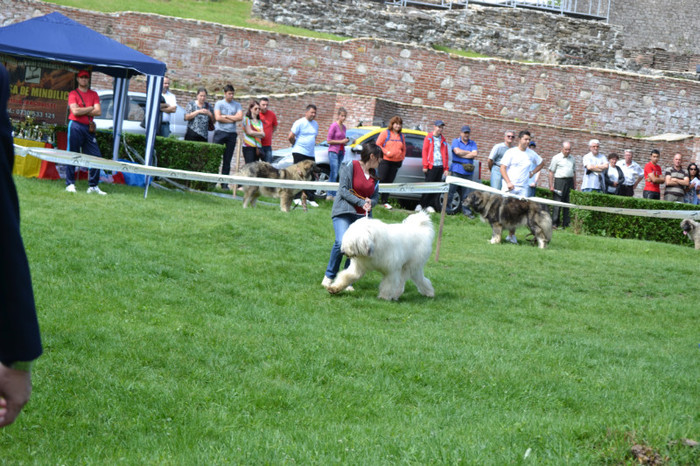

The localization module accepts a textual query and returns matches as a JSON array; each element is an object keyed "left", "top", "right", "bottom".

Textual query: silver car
[
  {"left": 271, "top": 126, "right": 479, "bottom": 210},
  {"left": 93, "top": 90, "right": 188, "bottom": 139}
]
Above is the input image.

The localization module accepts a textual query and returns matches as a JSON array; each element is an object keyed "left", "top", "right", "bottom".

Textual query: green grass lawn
[
  {"left": 47, "top": 0, "right": 347, "bottom": 40},
  {"left": 2, "top": 176, "right": 698, "bottom": 463}
]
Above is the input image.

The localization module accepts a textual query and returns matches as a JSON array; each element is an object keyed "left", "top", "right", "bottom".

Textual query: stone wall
[
  {"left": 609, "top": 0, "right": 700, "bottom": 55},
  {"left": 3, "top": 0, "right": 699, "bottom": 170},
  {"left": 252, "top": 0, "right": 624, "bottom": 69}
]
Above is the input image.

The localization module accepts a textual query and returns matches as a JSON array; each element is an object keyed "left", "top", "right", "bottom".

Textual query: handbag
[{"left": 76, "top": 90, "right": 96, "bottom": 133}]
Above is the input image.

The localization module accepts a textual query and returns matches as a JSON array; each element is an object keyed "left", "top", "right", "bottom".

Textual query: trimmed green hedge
[
  {"left": 532, "top": 186, "right": 697, "bottom": 246},
  {"left": 95, "top": 131, "right": 224, "bottom": 190}
]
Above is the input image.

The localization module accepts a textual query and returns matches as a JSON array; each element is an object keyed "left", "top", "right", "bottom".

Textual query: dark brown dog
[
  {"left": 237, "top": 160, "right": 320, "bottom": 212},
  {"left": 464, "top": 191, "right": 552, "bottom": 248}
]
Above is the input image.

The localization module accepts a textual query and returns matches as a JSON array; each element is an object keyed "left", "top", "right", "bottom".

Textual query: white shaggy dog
[{"left": 327, "top": 211, "right": 435, "bottom": 301}]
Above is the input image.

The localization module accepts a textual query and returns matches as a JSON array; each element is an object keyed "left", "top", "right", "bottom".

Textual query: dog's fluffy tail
[{"left": 403, "top": 211, "right": 434, "bottom": 231}]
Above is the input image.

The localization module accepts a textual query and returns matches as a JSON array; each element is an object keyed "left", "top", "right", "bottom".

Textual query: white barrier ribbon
[
  {"left": 18, "top": 145, "right": 449, "bottom": 193},
  {"left": 445, "top": 175, "right": 700, "bottom": 220},
  {"left": 18, "top": 146, "right": 700, "bottom": 220}
]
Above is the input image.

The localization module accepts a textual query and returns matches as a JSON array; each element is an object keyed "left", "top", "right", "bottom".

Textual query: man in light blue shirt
[
  {"left": 288, "top": 104, "right": 319, "bottom": 204},
  {"left": 289, "top": 104, "right": 319, "bottom": 160}
]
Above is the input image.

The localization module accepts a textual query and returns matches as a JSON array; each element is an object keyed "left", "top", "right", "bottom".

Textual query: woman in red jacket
[{"left": 375, "top": 116, "right": 406, "bottom": 209}]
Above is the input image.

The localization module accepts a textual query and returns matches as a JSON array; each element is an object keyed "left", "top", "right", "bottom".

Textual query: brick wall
[
  {"left": 4, "top": 1, "right": 698, "bottom": 137},
  {"left": 3, "top": 0, "right": 698, "bottom": 183},
  {"left": 254, "top": 91, "right": 698, "bottom": 195}
]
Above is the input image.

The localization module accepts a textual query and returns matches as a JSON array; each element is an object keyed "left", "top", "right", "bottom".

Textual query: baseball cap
[
  {"left": 434, "top": 120, "right": 445, "bottom": 127},
  {"left": 77, "top": 70, "right": 90, "bottom": 78},
  {"left": 529, "top": 141, "right": 536, "bottom": 148},
  {"left": 461, "top": 125, "right": 471, "bottom": 133}
]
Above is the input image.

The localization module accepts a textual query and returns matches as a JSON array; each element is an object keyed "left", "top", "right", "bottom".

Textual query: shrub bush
[
  {"left": 96, "top": 131, "right": 224, "bottom": 190},
  {"left": 532, "top": 186, "right": 696, "bottom": 246}
]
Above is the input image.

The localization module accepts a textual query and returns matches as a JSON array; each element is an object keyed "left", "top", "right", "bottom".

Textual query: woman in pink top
[{"left": 326, "top": 107, "right": 349, "bottom": 200}]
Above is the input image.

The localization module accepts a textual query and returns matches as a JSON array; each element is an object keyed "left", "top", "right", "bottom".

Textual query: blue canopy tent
[{"left": 0, "top": 12, "right": 166, "bottom": 184}]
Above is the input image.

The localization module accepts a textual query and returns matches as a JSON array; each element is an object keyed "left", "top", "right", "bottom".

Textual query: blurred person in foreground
[{"left": 0, "top": 64, "right": 42, "bottom": 428}]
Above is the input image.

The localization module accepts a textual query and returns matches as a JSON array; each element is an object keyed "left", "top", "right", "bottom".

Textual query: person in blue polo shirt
[
  {"left": 288, "top": 104, "right": 319, "bottom": 206},
  {"left": 446, "top": 125, "right": 477, "bottom": 217}
]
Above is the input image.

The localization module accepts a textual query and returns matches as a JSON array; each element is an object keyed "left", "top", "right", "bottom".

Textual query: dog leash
[{"left": 350, "top": 188, "right": 370, "bottom": 217}]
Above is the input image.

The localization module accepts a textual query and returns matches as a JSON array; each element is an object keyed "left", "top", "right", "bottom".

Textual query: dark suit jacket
[{"left": 0, "top": 64, "right": 42, "bottom": 366}]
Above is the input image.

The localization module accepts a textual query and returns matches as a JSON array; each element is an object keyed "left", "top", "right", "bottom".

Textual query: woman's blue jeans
[
  {"left": 325, "top": 213, "right": 360, "bottom": 279},
  {"left": 327, "top": 151, "right": 344, "bottom": 197}
]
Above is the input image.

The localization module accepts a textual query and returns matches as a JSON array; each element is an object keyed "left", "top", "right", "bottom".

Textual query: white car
[{"left": 93, "top": 90, "right": 188, "bottom": 139}]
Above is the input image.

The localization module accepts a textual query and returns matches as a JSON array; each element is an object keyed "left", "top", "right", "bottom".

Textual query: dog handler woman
[{"left": 322, "top": 142, "right": 383, "bottom": 289}]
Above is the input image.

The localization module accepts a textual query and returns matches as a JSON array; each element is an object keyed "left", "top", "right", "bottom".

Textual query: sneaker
[
  {"left": 321, "top": 276, "right": 332, "bottom": 288},
  {"left": 87, "top": 186, "right": 107, "bottom": 195},
  {"left": 65, "top": 184, "right": 76, "bottom": 193},
  {"left": 426, "top": 206, "right": 436, "bottom": 213},
  {"left": 506, "top": 235, "right": 518, "bottom": 244},
  {"left": 414, "top": 204, "right": 423, "bottom": 212},
  {"left": 293, "top": 199, "right": 302, "bottom": 206},
  {"left": 308, "top": 200, "right": 319, "bottom": 208},
  {"left": 383, "top": 203, "right": 393, "bottom": 210}
]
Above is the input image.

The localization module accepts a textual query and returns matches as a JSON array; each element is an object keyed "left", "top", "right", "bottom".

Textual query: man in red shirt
[
  {"left": 65, "top": 70, "right": 106, "bottom": 195},
  {"left": 642, "top": 149, "right": 664, "bottom": 200},
  {"left": 258, "top": 97, "right": 278, "bottom": 163}
]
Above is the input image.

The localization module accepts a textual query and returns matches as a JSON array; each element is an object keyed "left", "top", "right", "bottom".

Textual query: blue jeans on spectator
[
  {"left": 325, "top": 213, "right": 361, "bottom": 279},
  {"left": 213, "top": 130, "right": 238, "bottom": 175},
  {"left": 328, "top": 150, "right": 344, "bottom": 197},
  {"left": 490, "top": 166, "right": 503, "bottom": 191},
  {"left": 260, "top": 145, "right": 273, "bottom": 163},
  {"left": 582, "top": 188, "right": 601, "bottom": 193},
  {"left": 528, "top": 185, "right": 537, "bottom": 197},
  {"left": 158, "top": 121, "right": 171, "bottom": 137},
  {"left": 445, "top": 172, "right": 473, "bottom": 216},
  {"left": 66, "top": 120, "right": 101, "bottom": 187}
]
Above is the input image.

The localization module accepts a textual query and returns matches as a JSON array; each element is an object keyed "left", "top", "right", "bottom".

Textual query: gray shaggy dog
[
  {"left": 464, "top": 191, "right": 552, "bottom": 248},
  {"left": 237, "top": 159, "right": 320, "bottom": 212},
  {"left": 681, "top": 218, "right": 700, "bottom": 249}
]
